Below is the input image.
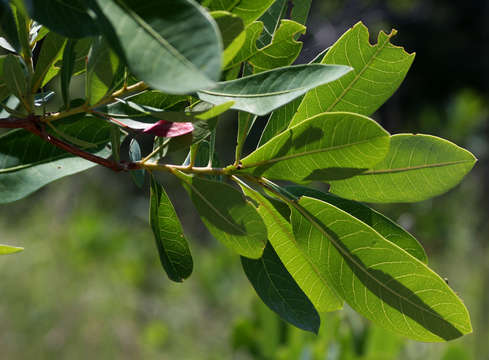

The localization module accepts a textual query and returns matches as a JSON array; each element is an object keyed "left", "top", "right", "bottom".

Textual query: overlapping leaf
[
  {"left": 240, "top": 185, "right": 343, "bottom": 312},
  {"left": 198, "top": 64, "right": 352, "bottom": 116},
  {"left": 329, "top": 134, "right": 477, "bottom": 203},
  {"left": 236, "top": 112, "right": 390, "bottom": 183},
  {"left": 150, "top": 175, "right": 193, "bottom": 282},
  {"left": 291, "top": 196, "right": 472, "bottom": 341},
  {"left": 242, "top": 243, "right": 320, "bottom": 333},
  {"left": 231, "top": 0, "right": 276, "bottom": 26},
  {"left": 31, "top": 32, "right": 66, "bottom": 92},
  {"left": 286, "top": 186, "right": 427, "bottom": 263},
  {"left": 211, "top": 11, "right": 245, "bottom": 68},
  {"left": 24, "top": 0, "right": 99, "bottom": 38},
  {"left": 289, "top": 22, "right": 415, "bottom": 127},
  {"left": 92, "top": 0, "right": 222, "bottom": 94},
  {"left": 176, "top": 172, "right": 267, "bottom": 258},
  {"left": 256, "top": 0, "right": 286, "bottom": 47},
  {"left": 0, "top": 115, "right": 111, "bottom": 204}
]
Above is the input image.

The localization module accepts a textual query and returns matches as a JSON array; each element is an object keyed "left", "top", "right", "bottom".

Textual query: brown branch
[{"left": 0, "top": 115, "right": 140, "bottom": 172}]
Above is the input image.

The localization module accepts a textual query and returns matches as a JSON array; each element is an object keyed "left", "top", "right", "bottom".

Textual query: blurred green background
[{"left": 1, "top": 0, "right": 488, "bottom": 359}]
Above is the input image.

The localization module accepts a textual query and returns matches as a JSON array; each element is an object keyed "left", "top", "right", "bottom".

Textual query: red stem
[{"left": 0, "top": 115, "right": 139, "bottom": 172}]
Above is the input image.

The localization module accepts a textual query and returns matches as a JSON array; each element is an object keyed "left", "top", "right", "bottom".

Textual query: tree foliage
[{"left": 0, "top": 0, "right": 476, "bottom": 342}]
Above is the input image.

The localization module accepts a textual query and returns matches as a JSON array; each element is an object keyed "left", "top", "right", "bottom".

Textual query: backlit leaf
[{"left": 0, "top": 244, "right": 24, "bottom": 255}]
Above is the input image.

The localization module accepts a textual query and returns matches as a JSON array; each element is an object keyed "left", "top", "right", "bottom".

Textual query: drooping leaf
[
  {"left": 289, "top": 22, "right": 415, "bottom": 127},
  {"left": 0, "top": 244, "right": 24, "bottom": 255},
  {"left": 211, "top": 11, "right": 246, "bottom": 68},
  {"left": 248, "top": 20, "right": 305, "bottom": 73},
  {"left": 150, "top": 175, "right": 193, "bottom": 282},
  {"left": 290, "top": 196, "right": 472, "bottom": 341},
  {"left": 24, "top": 0, "right": 99, "bottom": 38},
  {"left": 176, "top": 172, "right": 267, "bottom": 258},
  {"left": 129, "top": 137, "right": 145, "bottom": 188},
  {"left": 86, "top": 36, "right": 121, "bottom": 105},
  {"left": 60, "top": 39, "right": 76, "bottom": 108},
  {"left": 256, "top": 0, "right": 287, "bottom": 47},
  {"left": 236, "top": 112, "right": 390, "bottom": 183},
  {"left": 240, "top": 184, "right": 343, "bottom": 312},
  {"left": 0, "top": 115, "right": 111, "bottom": 204},
  {"left": 242, "top": 243, "right": 320, "bottom": 333},
  {"left": 329, "top": 134, "right": 477, "bottom": 203},
  {"left": 31, "top": 32, "right": 66, "bottom": 92},
  {"left": 92, "top": 0, "right": 222, "bottom": 94},
  {"left": 198, "top": 64, "right": 352, "bottom": 116},
  {"left": 286, "top": 186, "right": 427, "bottom": 263}
]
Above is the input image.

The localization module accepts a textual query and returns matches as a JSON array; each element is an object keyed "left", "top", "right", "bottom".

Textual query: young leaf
[
  {"left": 242, "top": 243, "right": 320, "bottom": 333},
  {"left": 0, "top": 115, "right": 111, "bottom": 204},
  {"left": 240, "top": 184, "right": 343, "bottom": 312},
  {"left": 91, "top": 0, "right": 222, "bottom": 94},
  {"left": 86, "top": 37, "right": 121, "bottom": 105},
  {"left": 176, "top": 172, "right": 267, "bottom": 258},
  {"left": 198, "top": 64, "right": 352, "bottom": 116},
  {"left": 289, "top": 22, "right": 415, "bottom": 127},
  {"left": 286, "top": 186, "right": 428, "bottom": 263},
  {"left": 150, "top": 175, "right": 193, "bottom": 282},
  {"left": 0, "top": 244, "right": 24, "bottom": 255},
  {"left": 31, "top": 32, "right": 66, "bottom": 92},
  {"left": 329, "top": 134, "right": 477, "bottom": 203},
  {"left": 236, "top": 112, "right": 390, "bottom": 183},
  {"left": 129, "top": 138, "right": 145, "bottom": 188},
  {"left": 24, "top": 0, "right": 99, "bottom": 38},
  {"left": 248, "top": 20, "right": 305, "bottom": 73},
  {"left": 290, "top": 196, "right": 472, "bottom": 341}
]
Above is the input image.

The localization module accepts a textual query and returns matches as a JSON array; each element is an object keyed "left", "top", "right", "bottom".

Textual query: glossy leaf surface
[
  {"left": 150, "top": 176, "right": 193, "bottom": 282},
  {"left": 291, "top": 196, "right": 472, "bottom": 341},
  {"left": 242, "top": 243, "right": 320, "bottom": 333},
  {"left": 237, "top": 112, "right": 390, "bottom": 183},
  {"left": 198, "top": 64, "right": 352, "bottom": 116},
  {"left": 93, "top": 0, "right": 222, "bottom": 94},
  {"left": 330, "top": 134, "right": 477, "bottom": 203}
]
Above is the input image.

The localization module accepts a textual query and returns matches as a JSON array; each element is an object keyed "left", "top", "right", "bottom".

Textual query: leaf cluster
[{"left": 0, "top": 0, "right": 477, "bottom": 342}]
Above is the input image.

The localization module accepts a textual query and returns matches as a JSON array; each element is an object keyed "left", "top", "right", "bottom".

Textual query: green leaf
[
  {"left": 150, "top": 175, "right": 193, "bottom": 282},
  {"left": 211, "top": 11, "right": 245, "bottom": 69},
  {"left": 12, "top": 4, "right": 30, "bottom": 58},
  {"left": 329, "top": 134, "right": 477, "bottom": 203},
  {"left": 86, "top": 37, "right": 121, "bottom": 105},
  {"left": 60, "top": 39, "right": 76, "bottom": 108},
  {"left": 0, "top": 115, "right": 111, "bottom": 204},
  {"left": 32, "top": 32, "right": 66, "bottom": 92},
  {"left": 257, "top": 46, "right": 325, "bottom": 146},
  {"left": 240, "top": 184, "right": 343, "bottom": 312},
  {"left": 198, "top": 64, "right": 352, "bottom": 116},
  {"left": 256, "top": 0, "right": 287, "bottom": 47},
  {"left": 0, "top": 244, "right": 24, "bottom": 255},
  {"left": 176, "top": 172, "right": 267, "bottom": 258},
  {"left": 224, "top": 21, "right": 263, "bottom": 69},
  {"left": 290, "top": 196, "right": 472, "bottom": 341},
  {"left": 92, "top": 0, "right": 222, "bottom": 94},
  {"left": 289, "top": 0, "right": 312, "bottom": 27},
  {"left": 0, "top": 1, "right": 20, "bottom": 52},
  {"left": 129, "top": 138, "right": 145, "bottom": 188},
  {"left": 0, "top": 56, "right": 10, "bottom": 101},
  {"left": 289, "top": 22, "right": 415, "bottom": 127},
  {"left": 24, "top": 0, "right": 99, "bottom": 38},
  {"left": 286, "top": 186, "right": 428, "bottom": 263},
  {"left": 242, "top": 243, "right": 320, "bottom": 333},
  {"left": 4, "top": 54, "right": 27, "bottom": 102},
  {"left": 236, "top": 112, "right": 390, "bottom": 183},
  {"left": 248, "top": 20, "right": 305, "bottom": 73},
  {"left": 231, "top": 0, "right": 276, "bottom": 27}
]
